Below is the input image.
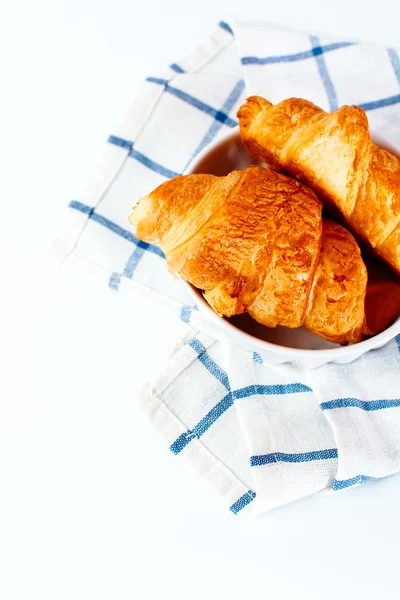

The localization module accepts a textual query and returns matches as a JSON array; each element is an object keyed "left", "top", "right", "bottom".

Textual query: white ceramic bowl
[{"left": 184, "top": 127, "right": 400, "bottom": 369}]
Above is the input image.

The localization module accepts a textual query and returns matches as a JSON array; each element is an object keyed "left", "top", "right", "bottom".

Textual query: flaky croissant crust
[
  {"left": 238, "top": 96, "right": 400, "bottom": 276},
  {"left": 130, "top": 166, "right": 368, "bottom": 344}
]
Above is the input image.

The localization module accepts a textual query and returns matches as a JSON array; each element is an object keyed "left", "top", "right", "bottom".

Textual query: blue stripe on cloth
[
  {"left": 109, "top": 272, "right": 121, "bottom": 290},
  {"left": 170, "top": 63, "right": 185, "bottom": 73},
  {"left": 180, "top": 305, "right": 192, "bottom": 324},
  {"left": 252, "top": 352, "right": 263, "bottom": 364},
  {"left": 230, "top": 490, "right": 256, "bottom": 515},
  {"left": 170, "top": 430, "right": 197, "bottom": 455},
  {"left": 146, "top": 76, "right": 169, "bottom": 85},
  {"left": 396, "top": 334, "right": 400, "bottom": 351},
  {"left": 189, "top": 338, "right": 230, "bottom": 390},
  {"left": 250, "top": 448, "right": 338, "bottom": 467},
  {"left": 184, "top": 79, "right": 245, "bottom": 171},
  {"left": 69, "top": 200, "right": 93, "bottom": 216},
  {"left": 108, "top": 246, "right": 147, "bottom": 291},
  {"left": 107, "top": 134, "right": 132, "bottom": 150},
  {"left": 321, "top": 398, "right": 400, "bottom": 411},
  {"left": 179, "top": 304, "right": 198, "bottom": 324},
  {"left": 68, "top": 201, "right": 165, "bottom": 258},
  {"left": 388, "top": 48, "right": 400, "bottom": 84},
  {"left": 146, "top": 77, "right": 238, "bottom": 128},
  {"left": 107, "top": 134, "right": 180, "bottom": 179},
  {"left": 123, "top": 243, "right": 151, "bottom": 276},
  {"left": 359, "top": 94, "right": 400, "bottom": 111},
  {"left": 169, "top": 391, "right": 234, "bottom": 454},
  {"left": 129, "top": 147, "right": 180, "bottom": 179},
  {"left": 108, "top": 227, "right": 166, "bottom": 291},
  {"left": 193, "top": 392, "right": 233, "bottom": 437},
  {"left": 241, "top": 41, "right": 354, "bottom": 65},
  {"left": 234, "top": 382, "right": 312, "bottom": 399},
  {"left": 169, "top": 380, "right": 311, "bottom": 455},
  {"left": 333, "top": 475, "right": 377, "bottom": 491},
  {"left": 219, "top": 21, "right": 234, "bottom": 35},
  {"left": 310, "top": 35, "right": 338, "bottom": 111}
]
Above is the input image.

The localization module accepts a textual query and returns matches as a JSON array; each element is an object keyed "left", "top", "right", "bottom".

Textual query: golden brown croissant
[
  {"left": 130, "top": 165, "right": 368, "bottom": 344},
  {"left": 237, "top": 96, "right": 400, "bottom": 275}
]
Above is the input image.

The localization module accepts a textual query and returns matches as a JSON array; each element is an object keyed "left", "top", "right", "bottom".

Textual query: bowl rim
[{"left": 183, "top": 126, "right": 400, "bottom": 358}]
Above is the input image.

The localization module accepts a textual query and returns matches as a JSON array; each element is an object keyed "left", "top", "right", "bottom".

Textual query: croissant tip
[{"left": 237, "top": 96, "right": 272, "bottom": 120}]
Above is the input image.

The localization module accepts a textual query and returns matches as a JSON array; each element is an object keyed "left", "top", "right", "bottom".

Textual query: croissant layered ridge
[
  {"left": 130, "top": 166, "right": 368, "bottom": 344},
  {"left": 238, "top": 96, "right": 400, "bottom": 275}
]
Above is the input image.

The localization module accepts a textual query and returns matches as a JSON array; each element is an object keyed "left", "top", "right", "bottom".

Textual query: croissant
[
  {"left": 237, "top": 96, "right": 400, "bottom": 275},
  {"left": 130, "top": 165, "right": 369, "bottom": 344}
]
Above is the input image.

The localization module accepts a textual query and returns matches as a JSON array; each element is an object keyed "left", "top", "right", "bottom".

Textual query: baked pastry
[
  {"left": 305, "top": 219, "right": 367, "bottom": 344},
  {"left": 130, "top": 165, "right": 369, "bottom": 344},
  {"left": 237, "top": 96, "right": 400, "bottom": 275}
]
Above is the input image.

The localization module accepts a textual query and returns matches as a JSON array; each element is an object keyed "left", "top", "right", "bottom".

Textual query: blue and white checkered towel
[{"left": 53, "top": 21, "right": 400, "bottom": 515}]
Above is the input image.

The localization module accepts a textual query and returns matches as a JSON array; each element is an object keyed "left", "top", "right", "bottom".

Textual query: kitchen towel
[{"left": 52, "top": 21, "right": 400, "bottom": 515}]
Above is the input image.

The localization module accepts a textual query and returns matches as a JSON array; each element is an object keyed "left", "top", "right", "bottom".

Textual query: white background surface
[{"left": 1, "top": 1, "right": 400, "bottom": 598}]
